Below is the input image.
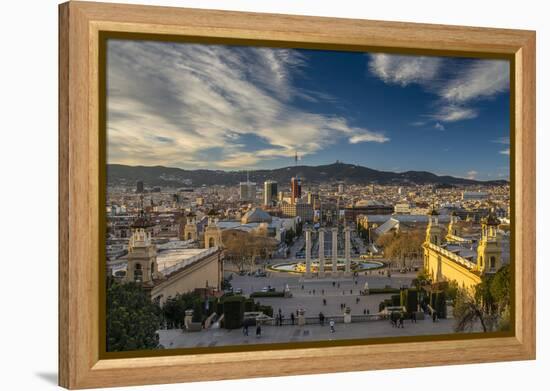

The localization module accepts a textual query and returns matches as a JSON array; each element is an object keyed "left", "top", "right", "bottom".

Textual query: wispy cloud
[
  {"left": 466, "top": 170, "right": 478, "bottom": 180},
  {"left": 434, "top": 122, "right": 445, "bottom": 131},
  {"left": 429, "top": 106, "right": 478, "bottom": 122},
  {"left": 439, "top": 60, "right": 509, "bottom": 103},
  {"left": 107, "top": 41, "right": 388, "bottom": 169},
  {"left": 349, "top": 130, "right": 390, "bottom": 144},
  {"left": 368, "top": 54, "right": 509, "bottom": 124},
  {"left": 499, "top": 148, "right": 510, "bottom": 155},
  {"left": 368, "top": 54, "right": 442, "bottom": 86},
  {"left": 492, "top": 136, "right": 510, "bottom": 145}
]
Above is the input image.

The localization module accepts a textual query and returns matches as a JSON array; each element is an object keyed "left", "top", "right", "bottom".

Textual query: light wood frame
[{"left": 59, "top": 1, "right": 536, "bottom": 389}]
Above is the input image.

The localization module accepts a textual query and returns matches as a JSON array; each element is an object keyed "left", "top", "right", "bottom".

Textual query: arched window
[
  {"left": 187, "top": 232, "right": 192, "bottom": 240},
  {"left": 490, "top": 256, "right": 496, "bottom": 270},
  {"left": 134, "top": 263, "right": 142, "bottom": 281},
  {"left": 209, "top": 237, "right": 215, "bottom": 247},
  {"left": 479, "top": 256, "right": 483, "bottom": 267},
  {"left": 151, "top": 262, "right": 155, "bottom": 279}
]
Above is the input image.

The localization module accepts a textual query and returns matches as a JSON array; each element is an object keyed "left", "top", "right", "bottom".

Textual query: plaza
[{"left": 159, "top": 316, "right": 456, "bottom": 348}]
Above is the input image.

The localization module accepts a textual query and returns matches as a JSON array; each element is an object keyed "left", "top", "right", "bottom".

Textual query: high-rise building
[
  {"left": 291, "top": 177, "right": 301, "bottom": 203},
  {"left": 239, "top": 181, "right": 256, "bottom": 201},
  {"left": 263, "top": 180, "right": 278, "bottom": 206},
  {"left": 281, "top": 200, "right": 314, "bottom": 222},
  {"left": 338, "top": 184, "right": 344, "bottom": 194},
  {"left": 136, "top": 180, "right": 144, "bottom": 194}
]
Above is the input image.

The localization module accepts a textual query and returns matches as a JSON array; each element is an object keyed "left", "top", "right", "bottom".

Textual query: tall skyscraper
[
  {"left": 240, "top": 181, "right": 256, "bottom": 201},
  {"left": 291, "top": 177, "right": 301, "bottom": 203},
  {"left": 136, "top": 180, "right": 144, "bottom": 194},
  {"left": 239, "top": 171, "right": 256, "bottom": 202},
  {"left": 264, "top": 180, "right": 278, "bottom": 206}
]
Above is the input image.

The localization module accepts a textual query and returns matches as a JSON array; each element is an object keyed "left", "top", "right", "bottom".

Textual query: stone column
[
  {"left": 318, "top": 229, "right": 325, "bottom": 277},
  {"left": 344, "top": 226, "right": 351, "bottom": 276},
  {"left": 298, "top": 308, "right": 306, "bottom": 326},
  {"left": 344, "top": 306, "right": 352, "bottom": 323},
  {"left": 305, "top": 227, "right": 312, "bottom": 278},
  {"left": 331, "top": 227, "right": 338, "bottom": 275},
  {"left": 184, "top": 309, "right": 194, "bottom": 330}
]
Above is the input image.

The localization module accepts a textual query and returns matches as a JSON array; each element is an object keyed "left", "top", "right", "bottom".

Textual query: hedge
[
  {"left": 368, "top": 288, "right": 401, "bottom": 294},
  {"left": 430, "top": 291, "right": 447, "bottom": 319},
  {"left": 400, "top": 288, "right": 419, "bottom": 313},
  {"left": 250, "top": 291, "right": 285, "bottom": 298},
  {"left": 221, "top": 295, "right": 245, "bottom": 329},
  {"left": 390, "top": 294, "right": 401, "bottom": 307}
]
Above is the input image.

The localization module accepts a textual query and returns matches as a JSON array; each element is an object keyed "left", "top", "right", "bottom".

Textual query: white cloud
[
  {"left": 500, "top": 148, "right": 510, "bottom": 155},
  {"left": 493, "top": 137, "right": 510, "bottom": 145},
  {"left": 107, "top": 41, "right": 388, "bottom": 169},
  {"left": 434, "top": 122, "right": 445, "bottom": 131},
  {"left": 466, "top": 170, "right": 478, "bottom": 180},
  {"left": 430, "top": 106, "right": 478, "bottom": 122},
  {"left": 440, "top": 60, "right": 509, "bottom": 103},
  {"left": 368, "top": 55, "right": 509, "bottom": 124},
  {"left": 368, "top": 54, "right": 441, "bottom": 86},
  {"left": 348, "top": 130, "right": 389, "bottom": 144}
]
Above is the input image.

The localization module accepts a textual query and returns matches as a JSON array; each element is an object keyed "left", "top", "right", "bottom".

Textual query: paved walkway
[
  {"left": 158, "top": 317, "right": 457, "bottom": 349},
  {"left": 230, "top": 272, "right": 416, "bottom": 318}
]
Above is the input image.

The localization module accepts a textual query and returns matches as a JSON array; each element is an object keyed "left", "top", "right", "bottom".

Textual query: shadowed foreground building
[{"left": 121, "top": 211, "right": 223, "bottom": 305}]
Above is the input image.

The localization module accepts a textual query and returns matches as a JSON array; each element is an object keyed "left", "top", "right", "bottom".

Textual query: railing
[
  {"left": 162, "top": 246, "right": 219, "bottom": 276},
  {"left": 204, "top": 312, "right": 218, "bottom": 329},
  {"left": 274, "top": 313, "right": 387, "bottom": 326},
  {"left": 426, "top": 242, "right": 476, "bottom": 270}
]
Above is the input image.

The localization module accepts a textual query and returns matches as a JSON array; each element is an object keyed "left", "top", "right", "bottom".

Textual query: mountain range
[{"left": 107, "top": 162, "right": 508, "bottom": 188}]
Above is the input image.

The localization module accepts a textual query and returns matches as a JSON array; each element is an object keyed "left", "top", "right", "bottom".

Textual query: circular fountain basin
[{"left": 268, "top": 259, "right": 384, "bottom": 273}]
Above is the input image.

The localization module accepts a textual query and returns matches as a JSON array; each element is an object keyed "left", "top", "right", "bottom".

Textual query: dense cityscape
[{"left": 106, "top": 160, "right": 511, "bottom": 351}]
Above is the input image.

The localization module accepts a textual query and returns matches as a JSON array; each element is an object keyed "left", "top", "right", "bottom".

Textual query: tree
[
  {"left": 107, "top": 278, "right": 161, "bottom": 352},
  {"left": 453, "top": 265, "right": 511, "bottom": 332},
  {"left": 376, "top": 230, "right": 424, "bottom": 268},
  {"left": 222, "top": 230, "right": 278, "bottom": 271}
]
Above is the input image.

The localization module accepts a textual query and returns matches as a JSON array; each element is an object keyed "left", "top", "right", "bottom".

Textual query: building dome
[
  {"left": 482, "top": 210, "right": 500, "bottom": 226},
  {"left": 241, "top": 207, "right": 273, "bottom": 224}
]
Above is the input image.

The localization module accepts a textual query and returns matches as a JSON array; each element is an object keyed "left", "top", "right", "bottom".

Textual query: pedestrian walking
[
  {"left": 243, "top": 323, "right": 249, "bottom": 336},
  {"left": 399, "top": 313, "right": 404, "bottom": 328},
  {"left": 256, "top": 323, "right": 262, "bottom": 337},
  {"left": 411, "top": 311, "right": 417, "bottom": 323},
  {"left": 323, "top": 298, "right": 327, "bottom": 306},
  {"left": 290, "top": 312, "right": 295, "bottom": 325}
]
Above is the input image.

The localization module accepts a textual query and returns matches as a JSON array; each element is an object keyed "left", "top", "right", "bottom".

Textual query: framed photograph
[{"left": 59, "top": 1, "right": 536, "bottom": 389}]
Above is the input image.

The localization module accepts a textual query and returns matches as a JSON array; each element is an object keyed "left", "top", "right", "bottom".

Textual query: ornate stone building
[{"left": 423, "top": 209, "right": 503, "bottom": 290}]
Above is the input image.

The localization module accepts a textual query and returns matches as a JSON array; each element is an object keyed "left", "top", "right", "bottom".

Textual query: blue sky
[{"left": 107, "top": 40, "right": 510, "bottom": 180}]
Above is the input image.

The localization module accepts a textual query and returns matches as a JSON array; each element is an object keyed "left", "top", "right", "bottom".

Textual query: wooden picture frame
[{"left": 59, "top": 1, "right": 536, "bottom": 389}]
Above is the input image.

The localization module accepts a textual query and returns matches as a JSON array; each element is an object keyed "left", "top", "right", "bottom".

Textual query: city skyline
[{"left": 107, "top": 40, "right": 510, "bottom": 180}]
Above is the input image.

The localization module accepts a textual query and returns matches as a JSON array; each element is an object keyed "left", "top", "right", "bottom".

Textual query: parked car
[
  {"left": 261, "top": 287, "right": 269, "bottom": 293},
  {"left": 234, "top": 288, "right": 243, "bottom": 294}
]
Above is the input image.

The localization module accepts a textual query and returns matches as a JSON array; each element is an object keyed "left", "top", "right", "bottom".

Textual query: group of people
[
  {"left": 242, "top": 322, "right": 262, "bottom": 337},
  {"left": 390, "top": 311, "right": 405, "bottom": 328}
]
